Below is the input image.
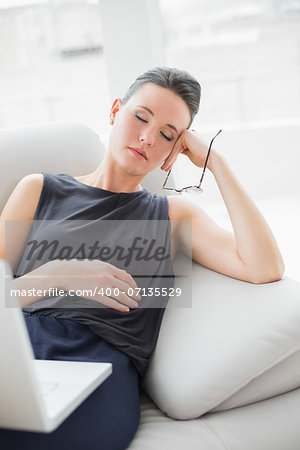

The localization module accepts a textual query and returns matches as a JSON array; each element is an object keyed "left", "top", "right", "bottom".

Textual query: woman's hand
[
  {"left": 16, "top": 259, "right": 142, "bottom": 312},
  {"left": 59, "top": 259, "right": 142, "bottom": 312},
  {"left": 161, "top": 129, "right": 214, "bottom": 172}
]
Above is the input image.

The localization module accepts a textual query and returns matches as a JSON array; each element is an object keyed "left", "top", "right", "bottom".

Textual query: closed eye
[
  {"left": 136, "top": 113, "right": 173, "bottom": 141},
  {"left": 135, "top": 113, "right": 147, "bottom": 123},
  {"left": 161, "top": 132, "right": 173, "bottom": 141}
]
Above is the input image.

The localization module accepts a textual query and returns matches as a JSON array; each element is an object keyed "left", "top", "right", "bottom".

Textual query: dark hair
[{"left": 122, "top": 67, "right": 201, "bottom": 127}]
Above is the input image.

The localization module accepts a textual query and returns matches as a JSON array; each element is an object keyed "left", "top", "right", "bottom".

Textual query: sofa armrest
[{"left": 143, "top": 260, "right": 300, "bottom": 419}]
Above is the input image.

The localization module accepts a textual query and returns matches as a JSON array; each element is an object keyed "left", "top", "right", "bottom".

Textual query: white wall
[
  {"left": 173, "top": 122, "right": 300, "bottom": 282},
  {"left": 98, "top": 0, "right": 165, "bottom": 100},
  {"left": 173, "top": 121, "right": 300, "bottom": 206}
]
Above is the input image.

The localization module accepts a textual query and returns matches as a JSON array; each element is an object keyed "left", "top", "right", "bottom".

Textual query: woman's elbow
[{"left": 249, "top": 259, "right": 285, "bottom": 285}]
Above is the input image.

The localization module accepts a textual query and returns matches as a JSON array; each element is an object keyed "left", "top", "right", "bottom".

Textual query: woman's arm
[
  {"left": 0, "top": 173, "right": 44, "bottom": 273},
  {"left": 10, "top": 260, "right": 63, "bottom": 308},
  {"left": 165, "top": 131, "right": 285, "bottom": 284},
  {"left": 1, "top": 174, "right": 140, "bottom": 311},
  {"left": 11, "top": 259, "right": 141, "bottom": 311},
  {"left": 206, "top": 150, "right": 284, "bottom": 282}
]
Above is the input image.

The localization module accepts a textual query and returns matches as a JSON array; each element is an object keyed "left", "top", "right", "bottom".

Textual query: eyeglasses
[{"left": 162, "top": 129, "right": 222, "bottom": 194}]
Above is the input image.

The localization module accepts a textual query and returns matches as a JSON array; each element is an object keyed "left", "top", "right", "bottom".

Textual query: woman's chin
[
  {"left": 118, "top": 157, "right": 150, "bottom": 176},
  {"left": 125, "top": 166, "right": 148, "bottom": 177}
]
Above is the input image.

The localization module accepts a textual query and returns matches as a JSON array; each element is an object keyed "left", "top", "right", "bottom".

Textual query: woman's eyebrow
[{"left": 137, "top": 105, "right": 178, "bottom": 135}]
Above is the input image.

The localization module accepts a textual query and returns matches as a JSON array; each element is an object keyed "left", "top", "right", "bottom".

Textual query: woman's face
[{"left": 108, "top": 83, "right": 191, "bottom": 176}]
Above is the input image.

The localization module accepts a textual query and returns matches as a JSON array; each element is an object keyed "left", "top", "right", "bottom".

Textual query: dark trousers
[{"left": 0, "top": 316, "right": 140, "bottom": 450}]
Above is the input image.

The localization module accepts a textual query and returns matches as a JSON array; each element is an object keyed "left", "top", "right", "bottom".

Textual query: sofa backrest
[
  {"left": 2, "top": 120, "right": 298, "bottom": 215},
  {"left": 0, "top": 122, "right": 169, "bottom": 214}
]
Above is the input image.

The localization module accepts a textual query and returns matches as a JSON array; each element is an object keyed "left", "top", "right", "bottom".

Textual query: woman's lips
[{"left": 128, "top": 147, "right": 147, "bottom": 160}]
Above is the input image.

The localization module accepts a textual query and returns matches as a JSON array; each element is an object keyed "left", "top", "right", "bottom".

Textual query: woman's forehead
[{"left": 126, "top": 83, "right": 191, "bottom": 128}]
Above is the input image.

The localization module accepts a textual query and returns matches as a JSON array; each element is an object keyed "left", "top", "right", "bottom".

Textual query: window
[
  {"left": 160, "top": 0, "right": 300, "bottom": 128},
  {"left": 0, "top": 0, "right": 110, "bottom": 138}
]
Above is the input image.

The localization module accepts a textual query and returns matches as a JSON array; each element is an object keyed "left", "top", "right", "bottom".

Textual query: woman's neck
[{"left": 79, "top": 155, "right": 144, "bottom": 193}]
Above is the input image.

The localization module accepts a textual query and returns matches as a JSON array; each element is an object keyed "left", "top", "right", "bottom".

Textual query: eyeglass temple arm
[
  {"left": 162, "top": 169, "right": 172, "bottom": 188},
  {"left": 163, "top": 129, "right": 222, "bottom": 190},
  {"left": 197, "top": 129, "right": 222, "bottom": 188}
]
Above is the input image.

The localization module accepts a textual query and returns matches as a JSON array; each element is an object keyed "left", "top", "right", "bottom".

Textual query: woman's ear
[{"left": 109, "top": 98, "right": 122, "bottom": 125}]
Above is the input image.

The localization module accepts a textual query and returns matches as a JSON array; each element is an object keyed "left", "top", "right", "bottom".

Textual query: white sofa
[{"left": 1, "top": 122, "right": 300, "bottom": 450}]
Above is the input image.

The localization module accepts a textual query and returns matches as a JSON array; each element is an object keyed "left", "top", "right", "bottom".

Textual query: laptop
[{"left": 0, "top": 260, "right": 112, "bottom": 433}]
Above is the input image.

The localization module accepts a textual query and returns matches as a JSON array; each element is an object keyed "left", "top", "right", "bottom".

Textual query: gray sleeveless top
[{"left": 18, "top": 173, "right": 174, "bottom": 378}]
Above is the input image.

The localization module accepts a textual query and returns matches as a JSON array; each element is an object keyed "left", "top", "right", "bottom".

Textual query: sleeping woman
[{"left": 0, "top": 66, "right": 285, "bottom": 450}]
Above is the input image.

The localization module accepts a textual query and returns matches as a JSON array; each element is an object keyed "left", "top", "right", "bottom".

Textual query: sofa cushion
[
  {"left": 0, "top": 122, "right": 104, "bottom": 214},
  {"left": 128, "top": 389, "right": 300, "bottom": 450},
  {"left": 211, "top": 348, "right": 300, "bottom": 412},
  {"left": 143, "top": 260, "right": 300, "bottom": 419}
]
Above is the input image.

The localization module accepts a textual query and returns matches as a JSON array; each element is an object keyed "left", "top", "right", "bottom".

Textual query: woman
[{"left": 0, "top": 67, "right": 284, "bottom": 449}]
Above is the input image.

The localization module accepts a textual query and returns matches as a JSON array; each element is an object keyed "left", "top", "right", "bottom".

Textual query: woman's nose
[{"left": 139, "top": 130, "right": 155, "bottom": 146}]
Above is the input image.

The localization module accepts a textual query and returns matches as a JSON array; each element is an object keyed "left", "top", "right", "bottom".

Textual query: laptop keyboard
[{"left": 39, "top": 381, "right": 59, "bottom": 396}]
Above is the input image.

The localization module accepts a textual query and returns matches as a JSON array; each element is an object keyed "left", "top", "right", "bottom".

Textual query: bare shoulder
[
  {"left": 167, "top": 195, "right": 213, "bottom": 259},
  {"left": 167, "top": 195, "right": 230, "bottom": 240},
  {"left": 167, "top": 195, "right": 203, "bottom": 221},
  {"left": 1, "top": 173, "right": 44, "bottom": 221},
  {"left": 0, "top": 173, "right": 44, "bottom": 265},
  {"left": 167, "top": 195, "right": 209, "bottom": 242}
]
